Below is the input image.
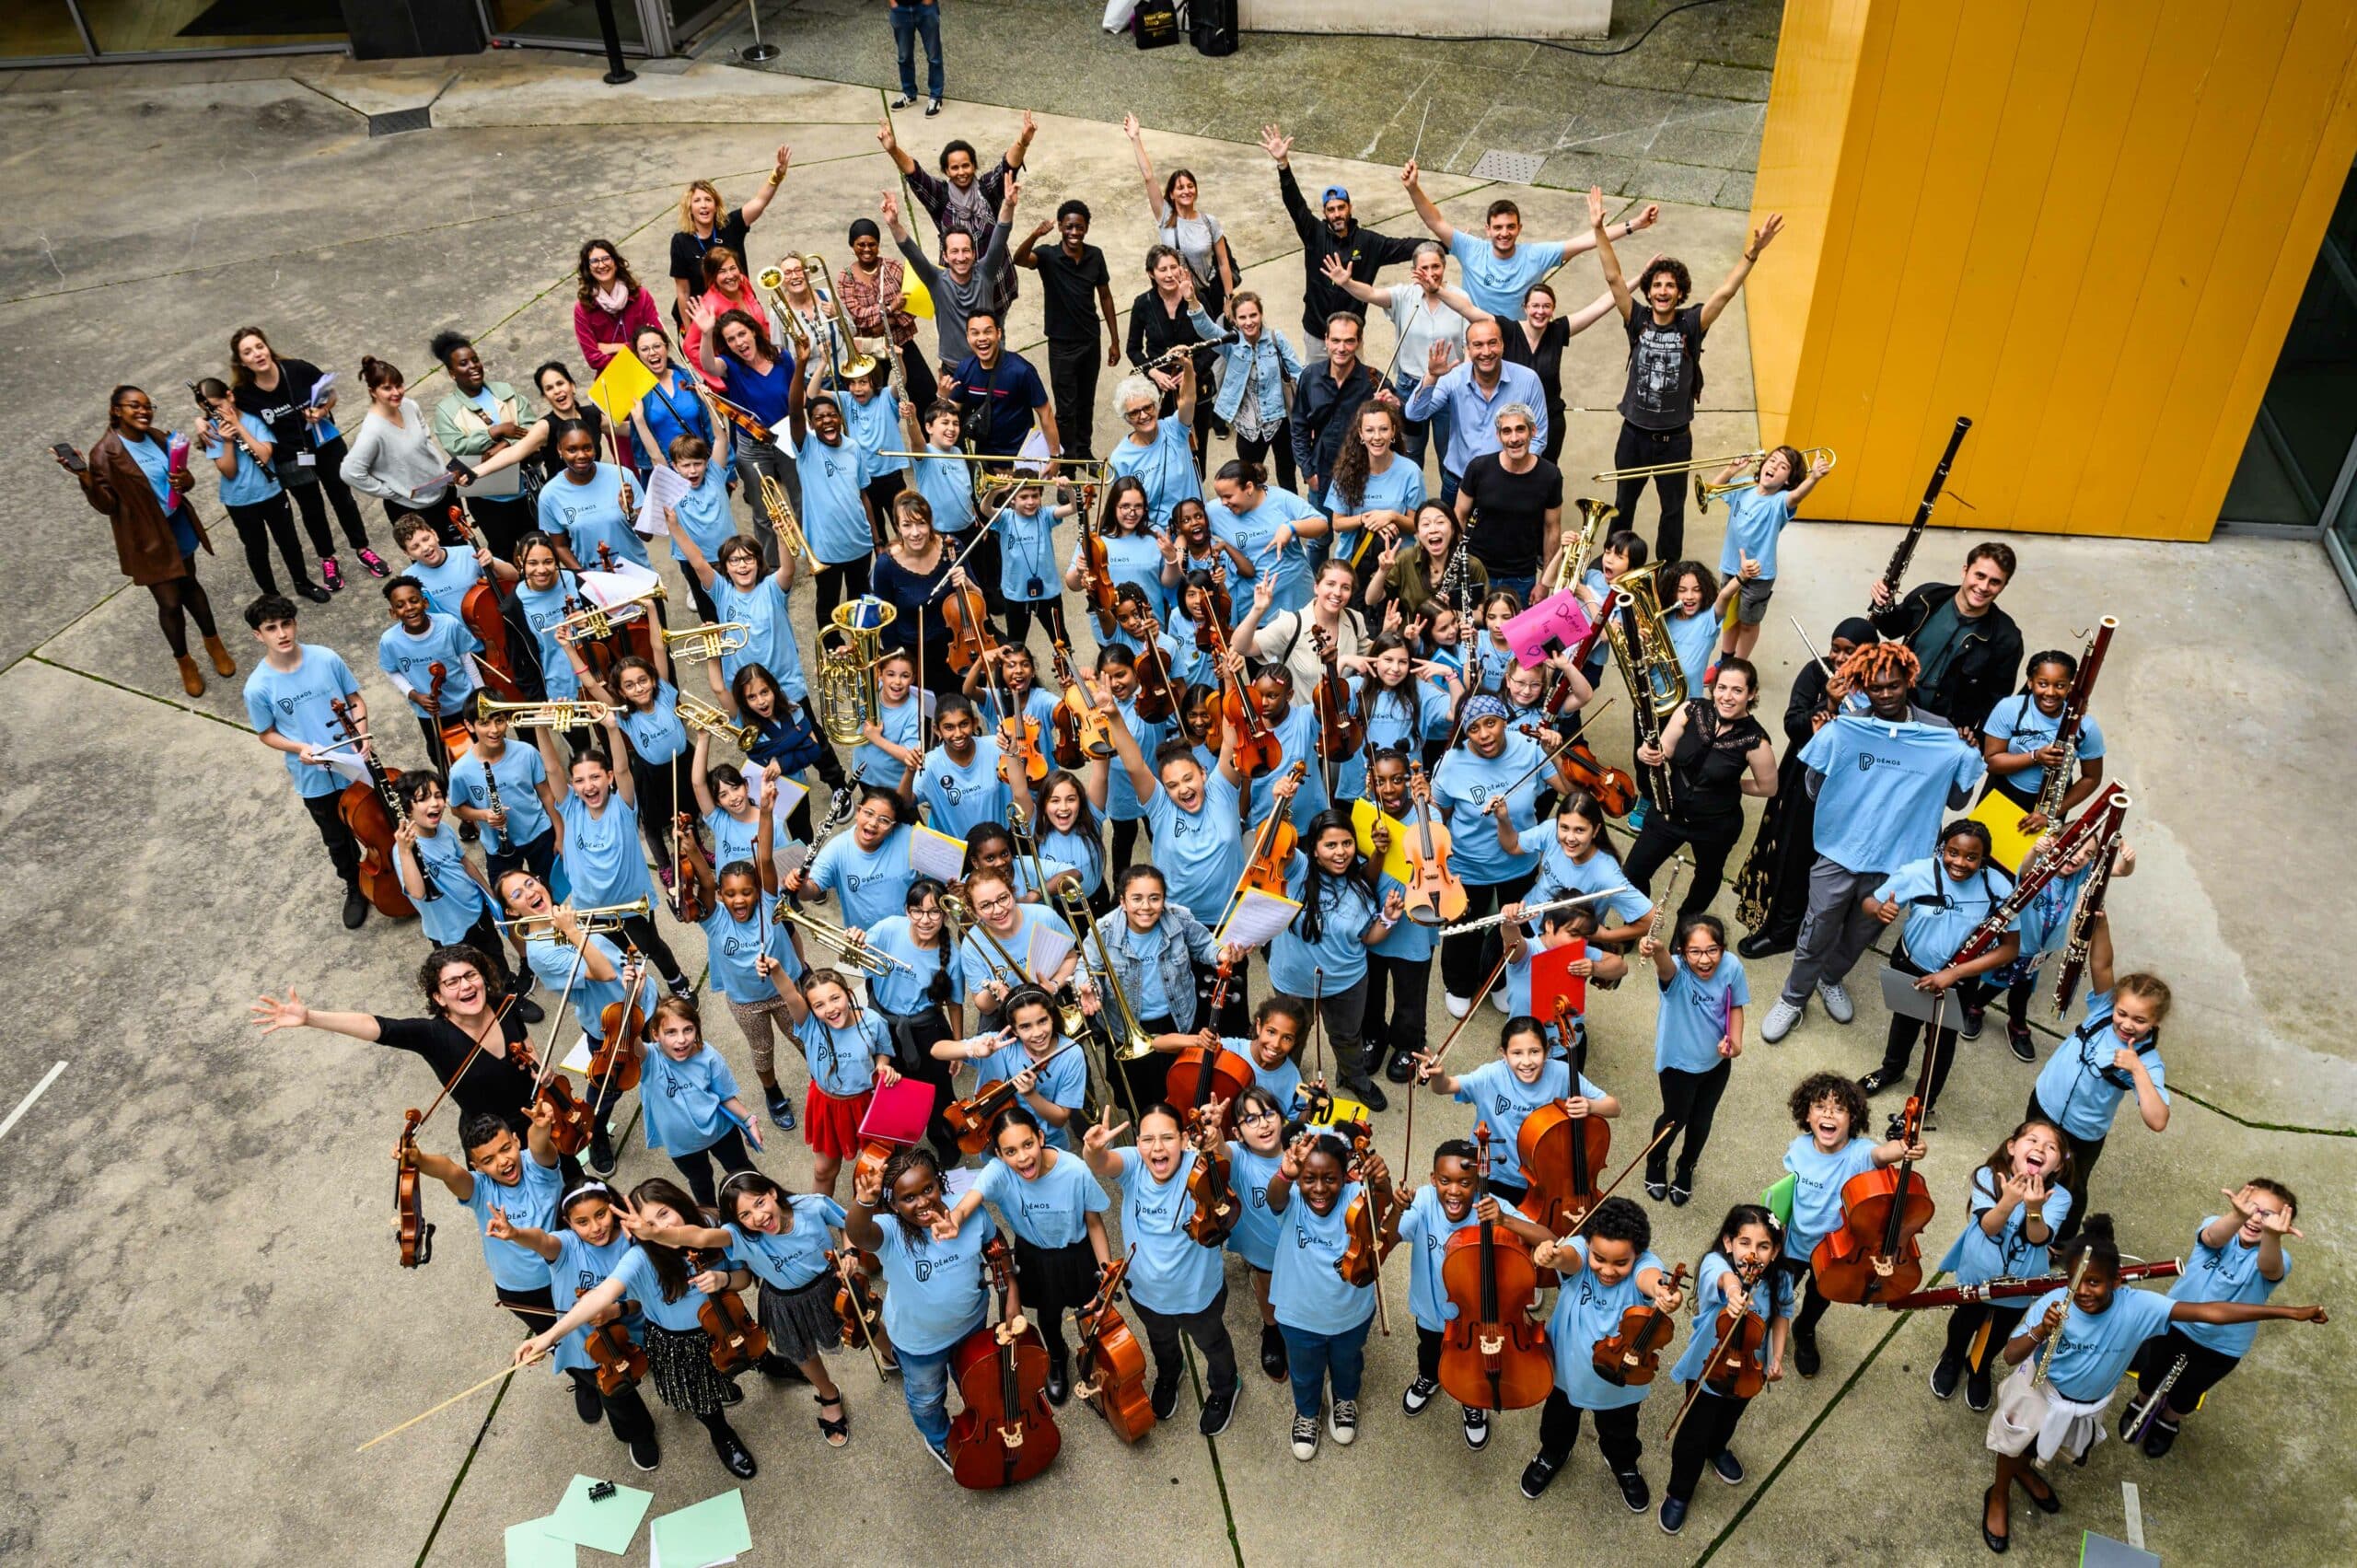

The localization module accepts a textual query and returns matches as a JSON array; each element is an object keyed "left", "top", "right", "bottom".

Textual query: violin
[
  {"left": 423, "top": 660, "right": 470, "bottom": 772},
  {"left": 1182, "top": 1107, "right": 1239, "bottom": 1246},
  {"left": 395, "top": 1108, "right": 434, "bottom": 1269},
  {"left": 1075, "top": 507, "right": 1120, "bottom": 628},
  {"left": 1237, "top": 761, "right": 1306, "bottom": 899},
  {"left": 588, "top": 947, "right": 650, "bottom": 1098},
  {"left": 328, "top": 698, "right": 418, "bottom": 920},
  {"left": 537, "top": 1071, "right": 596, "bottom": 1157},
  {"left": 1516, "top": 720, "right": 1635, "bottom": 817},
  {"left": 1185, "top": 681, "right": 1224, "bottom": 757},
  {"left": 1398, "top": 759, "right": 1467, "bottom": 927},
  {"left": 945, "top": 1041, "right": 1080, "bottom": 1155},
  {"left": 583, "top": 1318, "right": 648, "bottom": 1396},
  {"left": 696, "top": 1250, "right": 771, "bottom": 1374},
  {"left": 1517, "top": 1048, "right": 1610, "bottom": 1241},
  {"left": 1127, "top": 620, "right": 1180, "bottom": 725},
  {"left": 831, "top": 1247, "right": 885, "bottom": 1345},
  {"left": 1334, "top": 1124, "right": 1398, "bottom": 1338},
  {"left": 1048, "top": 639, "right": 1115, "bottom": 767},
  {"left": 1810, "top": 1092, "right": 1934, "bottom": 1304},
  {"left": 1437, "top": 1124, "right": 1552, "bottom": 1411},
  {"left": 947, "top": 1237, "right": 1062, "bottom": 1488},
  {"left": 1207, "top": 618, "right": 1283, "bottom": 780},
  {"left": 943, "top": 577, "right": 998, "bottom": 674},
  {"left": 995, "top": 709, "right": 1051, "bottom": 786},
  {"left": 1072, "top": 1250, "right": 1154, "bottom": 1443},
  {"left": 1701, "top": 1264, "right": 1769, "bottom": 1399},
  {"left": 1309, "top": 625, "right": 1364, "bottom": 761},
  {"left": 1186, "top": 572, "right": 1232, "bottom": 650},
  {"left": 1591, "top": 1261, "right": 1689, "bottom": 1386},
  {"left": 670, "top": 812, "right": 714, "bottom": 924},
  {"left": 853, "top": 1136, "right": 900, "bottom": 1197}
]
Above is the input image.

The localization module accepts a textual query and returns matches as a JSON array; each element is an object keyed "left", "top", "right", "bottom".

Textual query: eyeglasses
[
  {"left": 1237, "top": 1109, "right": 1280, "bottom": 1124},
  {"left": 1123, "top": 406, "right": 1156, "bottom": 424},
  {"left": 975, "top": 896, "right": 1016, "bottom": 915},
  {"left": 1683, "top": 945, "right": 1723, "bottom": 958}
]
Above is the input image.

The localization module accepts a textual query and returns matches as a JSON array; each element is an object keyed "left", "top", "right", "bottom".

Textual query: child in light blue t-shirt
[{"left": 1709, "top": 444, "right": 1829, "bottom": 662}]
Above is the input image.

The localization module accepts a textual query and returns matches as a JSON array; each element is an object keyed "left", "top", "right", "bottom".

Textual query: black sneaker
[
  {"left": 1385, "top": 1048, "right": 1417, "bottom": 1085},
  {"left": 1463, "top": 1405, "right": 1491, "bottom": 1449},
  {"left": 1858, "top": 1069, "right": 1898, "bottom": 1096},
  {"left": 925, "top": 99, "right": 943, "bottom": 117},
  {"left": 627, "top": 1430, "right": 660, "bottom": 1470},
  {"left": 1794, "top": 1332, "right": 1820, "bottom": 1378},
  {"left": 1519, "top": 1453, "right": 1562, "bottom": 1500},
  {"left": 766, "top": 1087, "right": 796, "bottom": 1131},
  {"left": 1659, "top": 1496, "right": 1688, "bottom": 1534},
  {"left": 295, "top": 580, "right": 332, "bottom": 604},
  {"left": 342, "top": 886, "right": 370, "bottom": 929},
  {"left": 2009, "top": 1020, "right": 2036, "bottom": 1063},
  {"left": 1959, "top": 1005, "right": 1986, "bottom": 1040},
  {"left": 1198, "top": 1383, "right": 1237, "bottom": 1436},
  {"left": 890, "top": 93, "right": 917, "bottom": 108},
  {"left": 1736, "top": 932, "right": 1793, "bottom": 960},
  {"left": 1931, "top": 1356, "right": 1961, "bottom": 1400},
  {"left": 1151, "top": 1376, "right": 1180, "bottom": 1421},
  {"left": 2142, "top": 1417, "right": 2179, "bottom": 1458},
  {"left": 459, "top": 819, "right": 480, "bottom": 845},
  {"left": 1260, "top": 1323, "right": 1287, "bottom": 1379},
  {"left": 572, "top": 1379, "right": 602, "bottom": 1423},
  {"left": 1614, "top": 1468, "right": 1651, "bottom": 1512},
  {"left": 1967, "top": 1364, "right": 1993, "bottom": 1411},
  {"left": 587, "top": 1136, "right": 618, "bottom": 1179},
  {"left": 1343, "top": 1075, "right": 1388, "bottom": 1113},
  {"left": 667, "top": 974, "right": 696, "bottom": 1000},
  {"left": 719, "top": 1378, "right": 744, "bottom": 1406},
  {"left": 709, "top": 1422, "right": 757, "bottom": 1478},
  {"left": 514, "top": 994, "right": 546, "bottom": 1026},
  {"left": 926, "top": 1440, "right": 953, "bottom": 1473},
  {"left": 1402, "top": 1376, "right": 1438, "bottom": 1415},
  {"left": 1712, "top": 1448, "right": 1743, "bottom": 1484}
]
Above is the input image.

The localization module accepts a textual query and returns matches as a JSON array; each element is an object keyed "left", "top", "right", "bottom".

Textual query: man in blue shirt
[
  {"left": 944, "top": 309, "right": 1058, "bottom": 459},
  {"left": 1761, "top": 644, "right": 1985, "bottom": 1044},
  {"left": 241, "top": 594, "right": 370, "bottom": 928},
  {"left": 1404, "top": 320, "right": 1548, "bottom": 511},
  {"left": 1403, "top": 162, "right": 1645, "bottom": 321}
]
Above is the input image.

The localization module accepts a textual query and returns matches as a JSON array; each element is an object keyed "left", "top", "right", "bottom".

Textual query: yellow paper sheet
[
  {"left": 1351, "top": 798, "right": 1413, "bottom": 884},
  {"left": 1966, "top": 789, "right": 2042, "bottom": 876}
]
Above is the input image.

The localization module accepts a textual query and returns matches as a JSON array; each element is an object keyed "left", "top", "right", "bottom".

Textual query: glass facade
[{"left": 0, "top": 0, "right": 728, "bottom": 62}]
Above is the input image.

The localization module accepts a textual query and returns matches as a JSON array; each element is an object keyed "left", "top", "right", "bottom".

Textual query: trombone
[
  {"left": 939, "top": 891, "right": 1081, "bottom": 1033},
  {"left": 1592, "top": 446, "right": 1836, "bottom": 512},
  {"left": 496, "top": 897, "right": 651, "bottom": 942},
  {"left": 475, "top": 696, "right": 614, "bottom": 730},
  {"left": 774, "top": 904, "right": 916, "bottom": 978},
  {"left": 552, "top": 586, "right": 665, "bottom": 645},
  {"left": 677, "top": 693, "right": 759, "bottom": 751},
  {"left": 1053, "top": 884, "right": 1158, "bottom": 1063},
  {"left": 661, "top": 621, "right": 750, "bottom": 666}
]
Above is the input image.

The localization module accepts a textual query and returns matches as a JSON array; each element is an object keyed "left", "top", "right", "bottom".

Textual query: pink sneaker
[
  {"left": 320, "top": 557, "right": 344, "bottom": 592},
  {"left": 356, "top": 547, "right": 390, "bottom": 578}
]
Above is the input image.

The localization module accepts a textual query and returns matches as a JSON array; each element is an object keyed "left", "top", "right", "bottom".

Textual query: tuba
[
  {"left": 814, "top": 596, "right": 896, "bottom": 746},
  {"left": 1604, "top": 563, "right": 1685, "bottom": 814}
]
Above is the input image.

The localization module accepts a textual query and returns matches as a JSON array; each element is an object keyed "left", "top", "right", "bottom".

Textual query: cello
[
  {"left": 394, "top": 1109, "right": 434, "bottom": 1269},
  {"left": 1437, "top": 1124, "right": 1553, "bottom": 1411},
  {"left": 947, "top": 1237, "right": 1062, "bottom": 1488},
  {"left": 1517, "top": 1045, "right": 1610, "bottom": 1241},
  {"left": 1072, "top": 1250, "right": 1155, "bottom": 1443},
  {"left": 1810, "top": 1090, "right": 1934, "bottom": 1305},
  {"left": 1399, "top": 760, "right": 1467, "bottom": 927},
  {"left": 1591, "top": 1261, "right": 1689, "bottom": 1387},
  {"left": 328, "top": 697, "right": 418, "bottom": 920},
  {"left": 1308, "top": 625, "right": 1364, "bottom": 762}
]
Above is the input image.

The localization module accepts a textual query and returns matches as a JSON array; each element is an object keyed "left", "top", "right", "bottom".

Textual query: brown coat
[{"left": 80, "top": 428, "right": 213, "bottom": 587}]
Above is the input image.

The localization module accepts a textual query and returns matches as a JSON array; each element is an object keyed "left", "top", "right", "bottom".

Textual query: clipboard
[{"left": 1879, "top": 966, "right": 1950, "bottom": 1027}]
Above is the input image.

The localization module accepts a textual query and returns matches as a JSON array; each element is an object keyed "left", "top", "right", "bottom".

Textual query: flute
[{"left": 1437, "top": 889, "right": 1631, "bottom": 938}]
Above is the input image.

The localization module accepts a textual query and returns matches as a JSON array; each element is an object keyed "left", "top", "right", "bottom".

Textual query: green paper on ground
[
  {"left": 540, "top": 1473, "right": 652, "bottom": 1555},
  {"left": 649, "top": 1490, "right": 751, "bottom": 1565},
  {"left": 505, "top": 1518, "right": 576, "bottom": 1568}
]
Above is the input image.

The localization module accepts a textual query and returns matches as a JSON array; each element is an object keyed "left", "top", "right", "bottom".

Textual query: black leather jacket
[{"left": 1871, "top": 582, "right": 2022, "bottom": 737}]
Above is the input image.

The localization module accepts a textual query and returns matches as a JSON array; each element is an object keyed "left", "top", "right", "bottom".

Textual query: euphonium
[
  {"left": 1055, "top": 885, "right": 1157, "bottom": 1062},
  {"left": 676, "top": 693, "right": 759, "bottom": 751},
  {"left": 815, "top": 596, "right": 896, "bottom": 746},
  {"left": 758, "top": 473, "right": 815, "bottom": 571},
  {"left": 803, "top": 254, "right": 879, "bottom": 382},
  {"left": 474, "top": 696, "right": 615, "bottom": 730},
  {"left": 661, "top": 621, "right": 750, "bottom": 666},
  {"left": 1556, "top": 497, "right": 1618, "bottom": 591},
  {"left": 1605, "top": 563, "right": 1686, "bottom": 718}
]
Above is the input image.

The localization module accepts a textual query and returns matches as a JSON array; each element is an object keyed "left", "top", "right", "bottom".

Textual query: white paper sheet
[
  {"left": 633, "top": 464, "right": 694, "bottom": 538},
  {"left": 1220, "top": 888, "right": 1302, "bottom": 949}
]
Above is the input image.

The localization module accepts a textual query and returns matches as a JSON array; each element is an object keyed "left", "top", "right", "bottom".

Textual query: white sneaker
[
  {"left": 1489, "top": 984, "right": 1512, "bottom": 1015},
  {"left": 1761, "top": 997, "right": 1804, "bottom": 1043},
  {"left": 1817, "top": 981, "right": 1855, "bottom": 1024},
  {"left": 1291, "top": 1413, "right": 1321, "bottom": 1459},
  {"left": 1329, "top": 1399, "right": 1359, "bottom": 1445},
  {"left": 1445, "top": 993, "right": 1473, "bottom": 1019}
]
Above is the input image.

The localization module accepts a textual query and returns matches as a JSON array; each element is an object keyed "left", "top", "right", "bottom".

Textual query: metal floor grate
[
  {"left": 367, "top": 108, "right": 433, "bottom": 137},
  {"left": 1469, "top": 149, "right": 1547, "bottom": 184}
]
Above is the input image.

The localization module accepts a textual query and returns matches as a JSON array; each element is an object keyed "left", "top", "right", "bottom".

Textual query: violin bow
[
  {"left": 1664, "top": 1260, "right": 1762, "bottom": 1444},
  {"left": 1560, "top": 1121, "right": 1681, "bottom": 1243},
  {"left": 1417, "top": 948, "right": 1512, "bottom": 1084},
  {"left": 527, "top": 936, "right": 598, "bottom": 1099},
  {"left": 414, "top": 988, "right": 522, "bottom": 1134},
  {"left": 356, "top": 1348, "right": 550, "bottom": 1451},
  {"left": 1311, "top": 967, "right": 1326, "bottom": 1086}
]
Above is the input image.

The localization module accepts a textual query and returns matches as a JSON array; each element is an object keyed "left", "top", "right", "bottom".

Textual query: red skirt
[{"left": 804, "top": 1084, "right": 874, "bottom": 1159}]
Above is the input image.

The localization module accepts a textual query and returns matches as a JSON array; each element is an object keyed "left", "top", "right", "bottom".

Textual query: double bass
[
  {"left": 1517, "top": 1046, "right": 1610, "bottom": 1241},
  {"left": 450, "top": 509, "right": 524, "bottom": 699},
  {"left": 395, "top": 1109, "right": 434, "bottom": 1269},
  {"left": 1591, "top": 1261, "right": 1689, "bottom": 1387},
  {"left": 1072, "top": 1250, "right": 1155, "bottom": 1443},
  {"left": 947, "top": 1238, "right": 1062, "bottom": 1487},
  {"left": 328, "top": 697, "right": 418, "bottom": 920},
  {"left": 1437, "top": 1125, "right": 1552, "bottom": 1411},
  {"left": 1810, "top": 1091, "right": 1934, "bottom": 1305}
]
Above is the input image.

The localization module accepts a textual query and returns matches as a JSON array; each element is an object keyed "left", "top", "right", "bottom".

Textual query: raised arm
[
  {"left": 1400, "top": 159, "right": 1455, "bottom": 245},
  {"left": 1589, "top": 186, "right": 1633, "bottom": 320},
  {"left": 1319, "top": 254, "right": 1389, "bottom": 308},
  {"left": 1123, "top": 114, "right": 1167, "bottom": 225},
  {"left": 1700, "top": 214, "right": 1784, "bottom": 331},
  {"left": 738, "top": 145, "right": 792, "bottom": 227}
]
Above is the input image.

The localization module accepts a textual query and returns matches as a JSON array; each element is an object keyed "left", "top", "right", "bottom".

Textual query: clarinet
[
  {"left": 482, "top": 762, "right": 508, "bottom": 854},
  {"left": 1872, "top": 415, "right": 1972, "bottom": 615},
  {"left": 1948, "top": 790, "right": 2128, "bottom": 967},
  {"left": 2049, "top": 831, "right": 2123, "bottom": 1015}
]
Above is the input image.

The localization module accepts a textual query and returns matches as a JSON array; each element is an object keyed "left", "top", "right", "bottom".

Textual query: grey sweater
[
  {"left": 897, "top": 224, "right": 1012, "bottom": 365},
  {"left": 340, "top": 401, "right": 451, "bottom": 505}
]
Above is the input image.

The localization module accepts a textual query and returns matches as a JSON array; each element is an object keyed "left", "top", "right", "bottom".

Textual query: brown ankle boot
[
  {"left": 203, "top": 633, "right": 237, "bottom": 677},
  {"left": 177, "top": 655, "right": 205, "bottom": 696}
]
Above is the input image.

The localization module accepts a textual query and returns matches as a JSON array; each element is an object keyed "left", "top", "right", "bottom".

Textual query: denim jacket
[
  {"left": 1189, "top": 305, "right": 1303, "bottom": 425},
  {"left": 1099, "top": 903, "right": 1220, "bottom": 1034}
]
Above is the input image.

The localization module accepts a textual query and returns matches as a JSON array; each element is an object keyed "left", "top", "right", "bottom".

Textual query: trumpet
[
  {"left": 676, "top": 693, "right": 759, "bottom": 751},
  {"left": 1054, "top": 884, "right": 1157, "bottom": 1062},
  {"left": 758, "top": 472, "right": 814, "bottom": 571},
  {"left": 496, "top": 897, "right": 651, "bottom": 941},
  {"left": 774, "top": 904, "right": 915, "bottom": 978},
  {"left": 661, "top": 621, "right": 750, "bottom": 666},
  {"left": 552, "top": 586, "right": 665, "bottom": 645},
  {"left": 1436, "top": 888, "right": 1633, "bottom": 938},
  {"left": 474, "top": 697, "right": 614, "bottom": 730}
]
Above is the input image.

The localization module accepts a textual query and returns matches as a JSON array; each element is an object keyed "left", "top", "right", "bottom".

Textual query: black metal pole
[{"left": 591, "top": 0, "right": 637, "bottom": 85}]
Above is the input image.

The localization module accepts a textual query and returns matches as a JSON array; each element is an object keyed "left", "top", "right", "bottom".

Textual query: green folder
[{"left": 1762, "top": 1172, "right": 1795, "bottom": 1229}]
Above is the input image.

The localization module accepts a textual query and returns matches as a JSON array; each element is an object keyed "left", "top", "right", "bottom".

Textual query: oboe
[{"left": 1872, "top": 415, "right": 1972, "bottom": 614}]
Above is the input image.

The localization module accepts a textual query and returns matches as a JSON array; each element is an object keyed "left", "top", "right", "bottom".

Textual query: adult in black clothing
[
  {"left": 1622, "top": 659, "right": 1779, "bottom": 916},
  {"left": 1127, "top": 246, "right": 1216, "bottom": 474},
  {"left": 1868, "top": 541, "right": 2023, "bottom": 738},
  {"left": 1260, "top": 122, "right": 1423, "bottom": 342},
  {"left": 1013, "top": 201, "right": 1120, "bottom": 460},
  {"left": 1503, "top": 283, "right": 1572, "bottom": 463},
  {"left": 1590, "top": 186, "right": 1783, "bottom": 564},
  {"left": 666, "top": 149, "right": 791, "bottom": 326},
  {"left": 1452, "top": 404, "right": 1562, "bottom": 604},
  {"left": 945, "top": 310, "right": 1058, "bottom": 459},
  {"left": 1290, "top": 313, "right": 1384, "bottom": 505},
  {"left": 228, "top": 326, "right": 378, "bottom": 583},
  {"left": 250, "top": 945, "right": 552, "bottom": 1135},
  {"left": 870, "top": 493, "right": 961, "bottom": 695},
  {"left": 1735, "top": 618, "right": 1873, "bottom": 960}
]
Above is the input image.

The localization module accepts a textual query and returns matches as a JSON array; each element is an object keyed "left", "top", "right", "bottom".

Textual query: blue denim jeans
[
  {"left": 891, "top": 5, "right": 945, "bottom": 100},
  {"left": 1278, "top": 1316, "right": 1374, "bottom": 1420},
  {"left": 1391, "top": 369, "right": 1449, "bottom": 469},
  {"left": 895, "top": 1330, "right": 970, "bottom": 1451}
]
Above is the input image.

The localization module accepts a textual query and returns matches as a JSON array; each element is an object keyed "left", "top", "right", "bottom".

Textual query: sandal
[{"left": 816, "top": 1393, "right": 850, "bottom": 1447}]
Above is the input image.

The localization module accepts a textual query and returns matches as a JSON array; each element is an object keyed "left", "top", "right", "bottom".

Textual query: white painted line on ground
[
  {"left": 0, "top": 1062, "right": 67, "bottom": 1144},
  {"left": 2122, "top": 1481, "right": 2145, "bottom": 1550}
]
